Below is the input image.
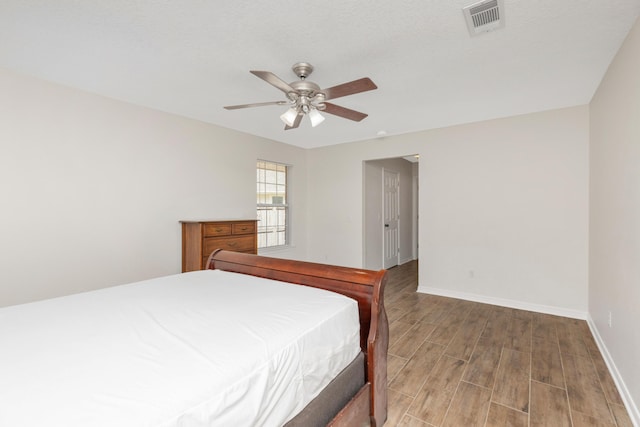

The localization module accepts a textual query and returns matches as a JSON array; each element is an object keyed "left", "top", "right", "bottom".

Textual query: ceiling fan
[{"left": 224, "top": 62, "right": 377, "bottom": 130}]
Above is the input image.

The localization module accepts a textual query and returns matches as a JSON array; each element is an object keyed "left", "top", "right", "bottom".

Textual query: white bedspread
[{"left": 0, "top": 269, "right": 361, "bottom": 426}]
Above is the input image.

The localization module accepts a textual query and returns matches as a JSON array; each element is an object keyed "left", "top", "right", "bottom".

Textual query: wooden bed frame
[{"left": 206, "top": 250, "right": 388, "bottom": 427}]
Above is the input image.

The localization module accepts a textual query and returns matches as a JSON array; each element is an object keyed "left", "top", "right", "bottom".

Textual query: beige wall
[
  {"left": 1, "top": 66, "right": 591, "bottom": 324},
  {"left": 308, "top": 106, "right": 589, "bottom": 317},
  {"left": 0, "top": 68, "right": 307, "bottom": 306},
  {"left": 589, "top": 17, "right": 640, "bottom": 421},
  {"left": 418, "top": 109, "right": 589, "bottom": 316}
]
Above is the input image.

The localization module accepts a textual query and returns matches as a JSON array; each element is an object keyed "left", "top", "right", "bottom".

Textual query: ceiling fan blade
[
  {"left": 224, "top": 100, "right": 288, "bottom": 110},
  {"left": 284, "top": 113, "right": 304, "bottom": 130},
  {"left": 250, "top": 70, "right": 296, "bottom": 95},
  {"left": 322, "top": 102, "right": 368, "bottom": 122},
  {"left": 322, "top": 77, "right": 377, "bottom": 101}
]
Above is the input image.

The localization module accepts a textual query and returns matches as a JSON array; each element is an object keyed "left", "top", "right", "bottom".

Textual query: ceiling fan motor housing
[{"left": 288, "top": 80, "right": 325, "bottom": 112}]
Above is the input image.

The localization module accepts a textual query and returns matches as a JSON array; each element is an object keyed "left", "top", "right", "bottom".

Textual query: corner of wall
[{"left": 586, "top": 315, "right": 640, "bottom": 426}]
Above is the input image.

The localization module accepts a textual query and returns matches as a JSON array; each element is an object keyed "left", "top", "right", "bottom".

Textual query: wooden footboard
[{"left": 206, "top": 250, "right": 388, "bottom": 427}]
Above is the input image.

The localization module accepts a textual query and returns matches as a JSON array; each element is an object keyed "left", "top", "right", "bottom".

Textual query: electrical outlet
[{"left": 608, "top": 311, "right": 612, "bottom": 328}]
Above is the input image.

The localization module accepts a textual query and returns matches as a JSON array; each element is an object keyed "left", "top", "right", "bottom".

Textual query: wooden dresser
[{"left": 181, "top": 219, "right": 258, "bottom": 272}]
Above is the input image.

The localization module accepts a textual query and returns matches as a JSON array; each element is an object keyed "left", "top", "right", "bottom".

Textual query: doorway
[{"left": 363, "top": 155, "right": 419, "bottom": 271}]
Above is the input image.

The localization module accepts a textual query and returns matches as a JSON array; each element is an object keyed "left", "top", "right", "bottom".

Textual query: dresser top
[{"left": 180, "top": 219, "right": 258, "bottom": 224}]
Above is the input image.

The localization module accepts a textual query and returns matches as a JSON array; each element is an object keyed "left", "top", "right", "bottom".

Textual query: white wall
[
  {"left": 0, "top": 68, "right": 307, "bottom": 307},
  {"left": 589, "top": 17, "right": 640, "bottom": 423},
  {"left": 307, "top": 106, "right": 589, "bottom": 316}
]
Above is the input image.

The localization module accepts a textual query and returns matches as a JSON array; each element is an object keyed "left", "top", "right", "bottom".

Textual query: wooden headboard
[{"left": 206, "top": 249, "right": 389, "bottom": 427}]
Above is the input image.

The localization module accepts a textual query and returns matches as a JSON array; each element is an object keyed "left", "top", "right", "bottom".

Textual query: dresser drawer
[
  {"left": 203, "top": 235, "right": 255, "bottom": 254},
  {"left": 232, "top": 222, "right": 256, "bottom": 235},
  {"left": 203, "top": 223, "right": 232, "bottom": 237}
]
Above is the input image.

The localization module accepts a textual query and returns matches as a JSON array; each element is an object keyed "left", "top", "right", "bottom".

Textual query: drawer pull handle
[
  {"left": 215, "top": 228, "right": 223, "bottom": 232},
  {"left": 227, "top": 242, "right": 237, "bottom": 247}
]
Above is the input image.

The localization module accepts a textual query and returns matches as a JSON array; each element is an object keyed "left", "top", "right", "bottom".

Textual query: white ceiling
[{"left": 1, "top": 1, "right": 639, "bottom": 149}]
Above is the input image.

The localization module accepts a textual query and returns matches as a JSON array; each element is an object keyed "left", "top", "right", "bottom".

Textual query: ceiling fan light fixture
[
  {"left": 280, "top": 107, "right": 298, "bottom": 127},
  {"left": 309, "top": 108, "right": 325, "bottom": 127}
]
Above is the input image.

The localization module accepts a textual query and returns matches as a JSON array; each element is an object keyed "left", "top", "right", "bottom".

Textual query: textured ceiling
[{"left": 1, "top": 1, "right": 639, "bottom": 149}]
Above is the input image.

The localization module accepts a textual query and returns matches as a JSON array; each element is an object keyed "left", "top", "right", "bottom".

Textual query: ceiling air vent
[{"left": 463, "top": 0, "right": 504, "bottom": 36}]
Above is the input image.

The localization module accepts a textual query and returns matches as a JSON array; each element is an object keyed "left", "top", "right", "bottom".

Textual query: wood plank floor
[{"left": 383, "top": 261, "right": 633, "bottom": 427}]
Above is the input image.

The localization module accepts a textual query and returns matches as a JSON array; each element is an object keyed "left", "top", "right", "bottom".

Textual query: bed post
[{"left": 368, "top": 270, "right": 388, "bottom": 427}]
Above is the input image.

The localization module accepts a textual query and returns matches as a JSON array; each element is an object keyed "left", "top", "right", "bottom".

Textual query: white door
[{"left": 383, "top": 169, "right": 400, "bottom": 269}]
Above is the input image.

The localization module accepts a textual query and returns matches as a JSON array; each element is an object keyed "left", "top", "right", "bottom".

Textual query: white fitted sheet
[{"left": 0, "top": 269, "right": 361, "bottom": 427}]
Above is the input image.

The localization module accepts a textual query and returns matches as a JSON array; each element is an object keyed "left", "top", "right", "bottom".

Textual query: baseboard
[
  {"left": 417, "top": 285, "right": 587, "bottom": 320},
  {"left": 586, "top": 315, "right": 640, "bottom": 427},
  {"left": 399, "top": 256, "right": 416, "bottom": 265}
]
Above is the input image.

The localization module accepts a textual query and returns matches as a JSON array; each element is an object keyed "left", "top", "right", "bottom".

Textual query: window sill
[{"left": 258, "top": 245, "right": 294, "bottom": 255}]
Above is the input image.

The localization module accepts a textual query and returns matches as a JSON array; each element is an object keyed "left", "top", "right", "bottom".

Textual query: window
[{"left": 256, "top": 160, "right": 289, "bottom": 248}]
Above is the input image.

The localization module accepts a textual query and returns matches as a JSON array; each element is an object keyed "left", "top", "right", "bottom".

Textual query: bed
[{"left": 0, "top": 249, "right": 388, "bottom": 426}]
